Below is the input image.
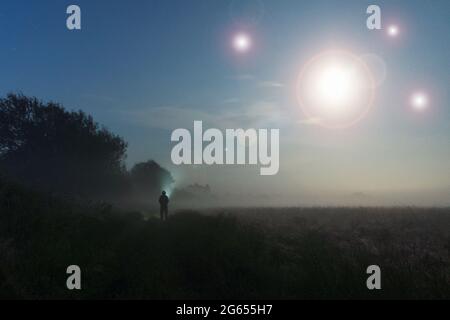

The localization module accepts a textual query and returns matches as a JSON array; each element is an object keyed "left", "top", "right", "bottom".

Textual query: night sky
[{"left": 1, "top": 0, "right": 449, "bottom": 205}]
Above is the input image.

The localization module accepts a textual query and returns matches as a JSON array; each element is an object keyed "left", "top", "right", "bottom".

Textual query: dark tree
[
  {"left": 0, "top": 93, "right": 128, "bottom": 198},
  {"left": 130, "top": 160, "right": 174, "bottom": 197}
]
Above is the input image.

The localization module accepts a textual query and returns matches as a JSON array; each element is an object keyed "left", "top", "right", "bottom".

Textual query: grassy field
[{"left": 1, "top": 181, "right": 449, "bottom": 299}]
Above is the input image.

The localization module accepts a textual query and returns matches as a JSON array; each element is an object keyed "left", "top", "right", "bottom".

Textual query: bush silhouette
[{"left": 130, "top": 160, "right": 174, "bottom": 198}]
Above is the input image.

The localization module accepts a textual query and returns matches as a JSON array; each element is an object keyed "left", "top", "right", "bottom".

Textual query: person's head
[{"left": 162, "top": 191, "right": 166, "bottom": 195}]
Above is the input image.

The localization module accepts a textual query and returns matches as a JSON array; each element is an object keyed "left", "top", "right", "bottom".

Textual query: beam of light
[
  {"left": 162, "top": 180, "right": 178, "bottom": 198},
  {"left": 296, "top": 50, "right": 375, "bottom": 129},
  {"left": 163, "top": 187, "right": 173, "bottom": 198},
  {"left": 410, "top": 92, "right": 429, "bottom": 112},
  {"left": 233, "top": 33, "right": 251, "bottom": 53}
]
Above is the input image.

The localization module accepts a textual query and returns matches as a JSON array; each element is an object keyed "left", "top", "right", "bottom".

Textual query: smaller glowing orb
[
  {"left": 387, "top": 25, "right": 399, "bottom": 37},
  {"left": 233, "top": 33, "right": 251, "bottom": 52},
  {"left": 411, "top": 92, "right": 428, "bottom": 111}
]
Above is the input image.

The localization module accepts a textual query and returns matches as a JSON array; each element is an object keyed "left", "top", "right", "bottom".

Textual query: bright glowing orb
[
  {"left": 296, "top": 50, "right": 375, "bottom": 129},
  {"left": 314, "top": 65, "right": 355, "bottom": 108},
  {"left": 233, "top": 33, "right": 251, "bottom": 52},
  {"left": 387, "top": 25, "right": 399, "bottom": 37},
  {"left": 411, "top": 92, "right": 428, "bottom": 111}
]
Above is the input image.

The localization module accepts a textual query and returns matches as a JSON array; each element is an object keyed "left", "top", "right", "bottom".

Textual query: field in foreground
[{"left": 0, "top": 182, "right": 449, "bottom": 299}]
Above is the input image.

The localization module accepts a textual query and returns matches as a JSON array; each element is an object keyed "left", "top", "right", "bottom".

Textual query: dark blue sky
[{"left": 1, "top": 0, "right": 449, "bottom": 205}]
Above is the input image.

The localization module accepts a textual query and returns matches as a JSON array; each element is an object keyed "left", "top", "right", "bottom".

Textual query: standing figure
[{"left": 159, "top": 191, "right": 169, "bottom": 221}]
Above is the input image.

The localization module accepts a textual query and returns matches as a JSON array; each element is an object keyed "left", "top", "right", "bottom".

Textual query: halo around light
[{"left": 296, "top": 50, "right": 376, "bottom": 129}]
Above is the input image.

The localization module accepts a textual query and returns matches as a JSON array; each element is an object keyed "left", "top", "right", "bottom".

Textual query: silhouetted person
[{"left": 159, "top": 191, "right": 169, "bottom": 221}]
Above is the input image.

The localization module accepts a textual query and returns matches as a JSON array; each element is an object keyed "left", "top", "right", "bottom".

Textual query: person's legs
[
  {"left": 165, "top": 207, "right": 169, "bottom": 220},
  {"left": 160, "top": 207, "right": 164, "bottom": 221}
]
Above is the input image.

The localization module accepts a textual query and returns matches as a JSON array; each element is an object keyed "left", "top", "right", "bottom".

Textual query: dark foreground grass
[{"left": 0, "top": 181, "right": 449, "bottom": 299}]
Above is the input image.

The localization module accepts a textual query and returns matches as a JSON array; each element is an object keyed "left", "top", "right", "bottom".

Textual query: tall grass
[{"left": 1, "top": 180, "right": 449, "bottom": 299}]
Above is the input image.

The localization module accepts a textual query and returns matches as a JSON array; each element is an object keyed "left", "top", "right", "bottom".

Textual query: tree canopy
[{"left": 0, "top": 93, "right": 172, "bottom": 200}]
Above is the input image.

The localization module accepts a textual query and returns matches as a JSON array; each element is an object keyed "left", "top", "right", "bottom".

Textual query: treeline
[{"left": 0, "top": 93, "right": 173, "bottom": 206}]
